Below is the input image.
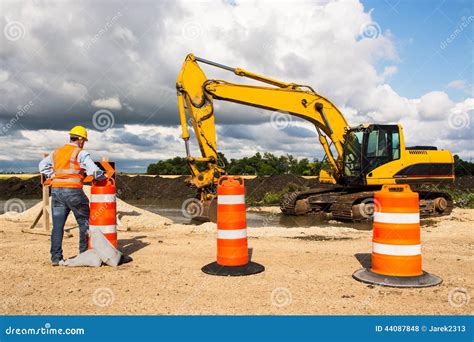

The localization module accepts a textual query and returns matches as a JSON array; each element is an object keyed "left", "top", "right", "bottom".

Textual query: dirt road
[{"left": 0, "top": 209, "right": 472, "bottom": 315}]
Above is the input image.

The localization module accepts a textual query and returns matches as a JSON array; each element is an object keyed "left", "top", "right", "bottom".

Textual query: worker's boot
[{"left": 51, "top": 260, "right": 63, "bottom": 266}]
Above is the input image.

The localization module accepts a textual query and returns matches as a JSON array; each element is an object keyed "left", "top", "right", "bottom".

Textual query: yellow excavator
[{"left": 176, "top": 53, "right": 454, "bottom": 222}]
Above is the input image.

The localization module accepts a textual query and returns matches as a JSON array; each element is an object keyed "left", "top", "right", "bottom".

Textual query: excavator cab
[{"left": 341, "top": 124, "right": 400, "bottom": 186}]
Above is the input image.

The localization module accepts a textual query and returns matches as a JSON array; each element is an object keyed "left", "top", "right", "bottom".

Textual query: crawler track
[{"left": 280, "top": 185, "right": 453, "bottom": 222}]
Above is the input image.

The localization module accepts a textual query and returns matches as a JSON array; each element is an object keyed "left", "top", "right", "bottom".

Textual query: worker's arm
[
  {"left": 38, "top": 152, "right": 54, "bottom": 178},
  {"left": 77, "top": 150, "right": 106, "bottom": 180}
]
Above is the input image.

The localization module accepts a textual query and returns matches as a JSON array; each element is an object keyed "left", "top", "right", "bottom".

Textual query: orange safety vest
[{"left": 51, "top": 144, "right": 85, "bottom": 188}]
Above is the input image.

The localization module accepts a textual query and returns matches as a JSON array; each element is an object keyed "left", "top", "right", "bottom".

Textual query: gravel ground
[{"left": 0, "top": 207, "right": 472, "bottom": 315}]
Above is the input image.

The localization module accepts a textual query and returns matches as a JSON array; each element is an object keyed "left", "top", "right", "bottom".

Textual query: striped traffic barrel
[
  {"left": 216, "top": 176, "right": 248, "bottom": 266},
  {"left": 372, "top": 184, "right": 421, "bottom": 276},
  {"left": 88, "top": 180, "right": 117, "bottom": 248},
  {"left": 201, "top": 176, "right": 264, "bottom": 276},
  {"left": 352, "top": 185, "right": 442, "bottom": 287}
]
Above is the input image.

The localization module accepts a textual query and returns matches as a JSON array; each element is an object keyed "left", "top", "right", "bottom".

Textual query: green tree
[
  {"left": 454, "top": 155, "right": 474, "bottom": 176},
  {"left": 147, "top": 152, "right": 337, "bottom": 176}
]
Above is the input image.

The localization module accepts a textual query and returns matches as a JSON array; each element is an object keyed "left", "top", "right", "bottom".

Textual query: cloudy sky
[{"left": 0, "top": 0, "right": 472, "bottom": 172}]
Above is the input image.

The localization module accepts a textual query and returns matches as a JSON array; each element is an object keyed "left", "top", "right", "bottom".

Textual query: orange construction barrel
[
  {"left": 88, "top": 179, "right": 117, "bottom": 248},
  {"left": 353, "top": 185, "right": 442, "bottom": 288},
  {"left": 202, "top": 176, "right": 264, "bottom": 276}
]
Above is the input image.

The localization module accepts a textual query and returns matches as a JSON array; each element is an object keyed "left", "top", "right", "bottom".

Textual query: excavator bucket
[{"left": 194, "top": 198, "right": 217, "bottom": 223}]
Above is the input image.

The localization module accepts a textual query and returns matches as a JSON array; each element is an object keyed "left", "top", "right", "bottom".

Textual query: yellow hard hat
[{"left": 69, "top": 126, "right": 88, "bottom": 141}]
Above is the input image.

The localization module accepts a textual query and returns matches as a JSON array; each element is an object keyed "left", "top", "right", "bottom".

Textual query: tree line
[
  {"left": 147, "top": 152, "right": 328, "bottom": 176},
  {"left": 454, "top": 155, "right": 474, "bottom": 176},
  {"left": 147, "top": 153, "right": 474, "bottom": 176}
]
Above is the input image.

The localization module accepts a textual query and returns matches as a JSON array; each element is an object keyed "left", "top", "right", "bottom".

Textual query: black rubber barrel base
[
  {"left": 202, "top": 261, "right": 265, "bottom": 276},
  {"left": 353, "top": 268, "right": 442, "bottom": 288}
]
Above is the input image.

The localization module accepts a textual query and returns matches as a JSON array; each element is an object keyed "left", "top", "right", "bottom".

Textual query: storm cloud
[{"left": 0, "top": 0, "right": 472, "bottom": 172}]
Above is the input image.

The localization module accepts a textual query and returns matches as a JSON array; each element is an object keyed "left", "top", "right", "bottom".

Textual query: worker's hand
[{"left": 93, "top": 171, "right": 107, "bottom": 181}]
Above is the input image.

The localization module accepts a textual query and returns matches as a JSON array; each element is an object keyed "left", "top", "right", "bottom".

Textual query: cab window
[
  {"left": 364, "top": 127, "right": 400, "bottom": 172},
  {"left": 392, "top": 132, "right": 400, "bottom": 159}
]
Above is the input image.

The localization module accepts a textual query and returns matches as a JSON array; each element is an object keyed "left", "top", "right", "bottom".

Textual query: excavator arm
[{"left": 176, "top": 53, "right": 349, "bottom": 200}]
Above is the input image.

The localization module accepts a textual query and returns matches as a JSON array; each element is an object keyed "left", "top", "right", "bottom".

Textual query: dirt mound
[
  {"left": 0, "top": 176, "right": 42, "bottom": 199},
  {"left": 1, "top": 185, "right": 172, "bottom": 230},
  {"left": 454, "top": 176, "right": 474, "bottom": 189},
  {"left": 116, "top": 175, "right": 195, "bottom": 201},
  {"left": 116, "top": 174, "right": 320, "bottom": 202},
  {"left": 2, "top": 175, "right": 473, "bottom": 203},
  {"left": 0, "top": 174, "right": 320, "bottom": 202},
  {"left": 245, "top": 174, "right": 320, "bottom": 201}
]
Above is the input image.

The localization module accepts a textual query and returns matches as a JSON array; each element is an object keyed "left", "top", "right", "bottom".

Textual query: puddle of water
[
  {"left": 129, "top": 201, "right": 372, "bottom": 230},
  {"left": 0, "top": 199, "right": 40, "bottom": 215},
  {"left": 0, "top": 198, "right": 373, "bottom": 230}
]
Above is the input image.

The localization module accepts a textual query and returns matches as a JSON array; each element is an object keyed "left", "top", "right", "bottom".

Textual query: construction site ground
[{"left": 0, "top": 204, "right": 472, "bottom": 315}]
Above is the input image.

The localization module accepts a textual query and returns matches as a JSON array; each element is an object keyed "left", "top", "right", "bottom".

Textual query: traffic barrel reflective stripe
[
  {"left": 217, "top": 228, "right": 247, "bottom": 239},
  {"left": 371, "top": 184, "right": 422, "bottom": 277},
  {"left": 88, "top": 180, "right": 117, "bottom": 248},
  {"left": 218, "top": 194, "right": 246, "bottom": 205},
  {"left": 216, "top": 176, "right": 248, "bottom": 266},
  {"left": 373, "top": 212, "right": 419, "bottom": 224},
  {"left": 372, "top": 242, "right": 421, "bottom": 256},
  {"left": 90, "top": 194, "right": 116, "bottom": 203},
  {"left": 89, "top": 225, "right": 117, "bottom": 234}
]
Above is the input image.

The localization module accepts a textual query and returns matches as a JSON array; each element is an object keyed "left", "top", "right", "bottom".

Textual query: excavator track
[
  {"left": 280, "top": 185, "right": 338, "bottom": 215},
  {"left": 280, "top": 185, "right": 453, "bottom": 222}
]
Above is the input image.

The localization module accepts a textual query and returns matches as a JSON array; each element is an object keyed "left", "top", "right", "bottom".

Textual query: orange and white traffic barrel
[
  {"left": 88, "top": 179, "right": 117, "bottom": 248},
  {"left": 353, "top": 185, "right": 442, "bottom": 288},
  {"left": 202, "top": 176, "right": 264, "bottom": 276}
]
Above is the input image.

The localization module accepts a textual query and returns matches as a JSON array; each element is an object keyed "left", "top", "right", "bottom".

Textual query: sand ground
[{"left": 0, "top": 208, "right": 472, "bottom": 315}]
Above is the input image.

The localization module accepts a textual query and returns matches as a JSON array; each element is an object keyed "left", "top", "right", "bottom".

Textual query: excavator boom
[{"left": 176, "top": 54, "right": 349, "bottom": 190}]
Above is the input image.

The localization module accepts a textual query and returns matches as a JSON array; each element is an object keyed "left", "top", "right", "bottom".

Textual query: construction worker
[{"left": 39, "top": 126, "right": 106, "bottom": 266}]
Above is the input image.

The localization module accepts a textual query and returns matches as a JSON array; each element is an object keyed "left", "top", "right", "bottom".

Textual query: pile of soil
[
  {"left": 454, "top": 176, "right": 474, "bottom": 189},
  {"left": 245, "top": 174, "right": 320, "bottom": 201},
  {"left": 1, "top": 175, "right": 473, "bottom": 203},
  {"left": 115, "top": 175, "right": 195, "bottom": 201},
  {"left": 1, "top": 186, "right": 172, "bottom": 230},
  {"left": 0, "top": 174, "right": 320, "bottom": 202},
  {"left": 0, "top": 176, "right": 42, "bottom": 199}
]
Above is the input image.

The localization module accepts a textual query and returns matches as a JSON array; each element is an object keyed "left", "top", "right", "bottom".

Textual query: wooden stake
[
  {"left": 42, "top": 182, "right": 50, "bottom": 231},
  {"left": 24, "top": 153, "right": 51, "bottom": 234}
]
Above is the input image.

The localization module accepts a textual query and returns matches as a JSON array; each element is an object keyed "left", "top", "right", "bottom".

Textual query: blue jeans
[{"left": 50, "top": 188, "right": 90, "bottom": 262}]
